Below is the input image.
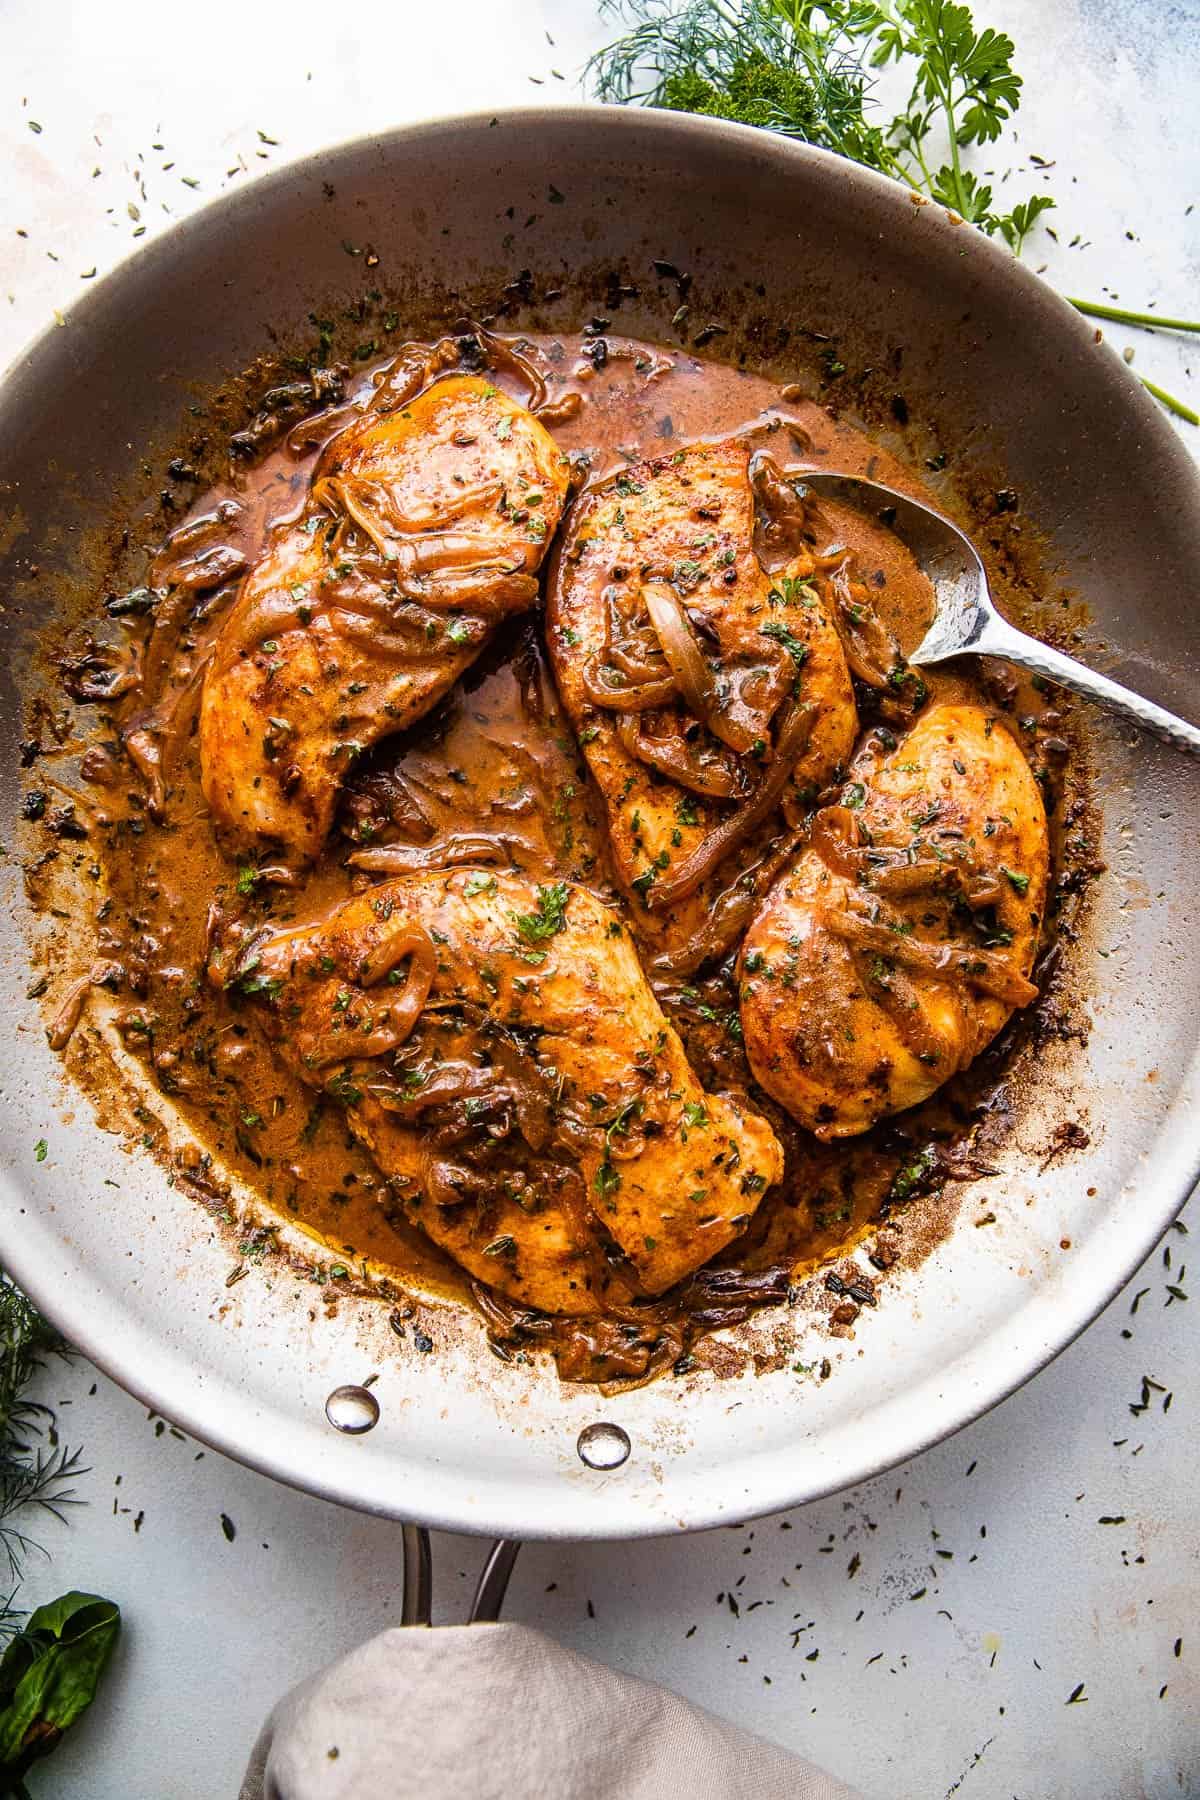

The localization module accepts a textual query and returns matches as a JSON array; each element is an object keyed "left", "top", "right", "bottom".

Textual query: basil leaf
[{"left": 0, "top": 1591, "right": 120, "bottom": 1784}]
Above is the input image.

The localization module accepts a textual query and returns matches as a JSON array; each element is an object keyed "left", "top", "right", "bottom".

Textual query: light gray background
[{"left": 4, "top": 2, "right": 1197, "bottom": 1795}]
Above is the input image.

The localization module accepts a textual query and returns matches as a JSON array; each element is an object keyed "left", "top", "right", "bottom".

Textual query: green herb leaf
[
  {"left": 760, "top": 619, "right": 808, "bottom": 665},
  {"left": 512, "top": 882, "right": 571, "bottom": 947},
  {"left": 0, "top": 1592, "right": 120, "bottom": 1785}
]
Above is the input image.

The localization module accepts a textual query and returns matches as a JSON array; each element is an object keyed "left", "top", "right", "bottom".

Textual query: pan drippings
[{"left": 31, "top": 328, "right": 1080, "bottom": 1387}]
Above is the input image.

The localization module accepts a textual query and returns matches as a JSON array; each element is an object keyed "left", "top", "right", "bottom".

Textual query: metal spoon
[{"left": 799, "top": 472, "right": 1200, "bottom": 755}]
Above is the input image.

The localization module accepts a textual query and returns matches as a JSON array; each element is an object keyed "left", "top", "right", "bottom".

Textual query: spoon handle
[{"left": 974, "top": 616, "right": 1200, "bottom": 755}]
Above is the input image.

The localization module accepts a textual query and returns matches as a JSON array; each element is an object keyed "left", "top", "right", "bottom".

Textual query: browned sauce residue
[{"left": 25, "top": 330, "right": 1086, "bottom": 1388}]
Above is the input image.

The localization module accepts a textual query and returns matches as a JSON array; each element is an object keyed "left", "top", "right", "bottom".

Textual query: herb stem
[
  {"left": 1139, "top": 377, "right": 1199, "bottom": 427},
  {"left": 1068, "top": 298, "right": 1200, "bottom": 335}
]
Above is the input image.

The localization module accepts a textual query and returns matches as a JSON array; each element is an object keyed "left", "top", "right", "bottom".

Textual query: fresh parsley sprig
[
  {"left": 0, "top": 1273, "right": 120, "bottom": 1795},
  {"left": 587, "top": 0, "right": 1197, "bottom": 418}
]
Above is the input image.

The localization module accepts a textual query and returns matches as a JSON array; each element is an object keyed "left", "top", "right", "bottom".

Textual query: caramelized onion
[
  {"left": 534, "top": 391, "right": 583, "bottom": 426},
  {"left": 213, "top": 587, "right": 314, "bottom": 670},
  {"left": 348, "top": 834, "right": 523, "bottom": 874},
  {"left": 369, "top": 335, "right": 460, "bottom": 412},
  {"left": 650, "top": 829, "right": 802, "bottom": 977},
  {"left": 614, "top": 714, "right": 745, "bottom": 800},
  {"left": 123, "top": 644, "right": 217, "bottom": 819},
  {"left": 809, "top": 805, "right": 866, "bottom": 878},
  {"left": 475, "top": 325, "right": 548, "bottom": 413},
  {"left": 47, "top": 974, "right": 94, "bottom": 1052},
  {"left": 581, "top": 656, "right": 677, "bottom": 711},
  {"left": 810, "top": 809, "right": 1011, "bottom": 910},
  {"left": 643, "top": 582, "right": 757, "bottom": 754},
  {"left": 826, "top": 561, "right": 900, "bottom": 690},
  {"left": 826, "top": 907, "right": 1037, "bottom": 1007},
  {"left": 320, "top": 475, "right": 392, "bottom": 559},
  {"left": 46, "top": 959, "right": 124, "bottom": 1052},
  {"left": 852, "top": 955, "right": 958, "bottom": 1065},
  {"left": 487, "top": 1033, "right": 554, "bottom": 1154},
  {"left": 297, "top": 926, "right": 437, "bottom": 1071},
  {"left": 368, "top": 1062, "right": 498, "bottom": 1113},
  {"left": 642, "top": 581, "right": 716, "bottom": 721},
  {"left": 643, "top": 702, "right": 815, "bottom": 910},
  {"left": 749, "top": 451, "right": 814, "bottom": 558},
  {"left": 326, "top": 609, "right": 465, "bottom": 662},
  {"left": 357, "top": 923, "right": 436, "bottom": 992}
]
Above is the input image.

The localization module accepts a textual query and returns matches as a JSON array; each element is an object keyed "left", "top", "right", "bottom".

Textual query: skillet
[{"left": 0, "top": 107, "right": 1197, "bottom": 1540}]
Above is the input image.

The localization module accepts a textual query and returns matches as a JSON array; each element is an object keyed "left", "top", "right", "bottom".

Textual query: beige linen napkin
[{"left": 241, "top": 1622, "right": 862, "bottom": 1799}]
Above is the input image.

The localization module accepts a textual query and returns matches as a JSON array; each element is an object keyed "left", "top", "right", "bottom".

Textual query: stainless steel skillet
[{"left": 0, "top": 107, "right": 1197, "bottom": 1541}]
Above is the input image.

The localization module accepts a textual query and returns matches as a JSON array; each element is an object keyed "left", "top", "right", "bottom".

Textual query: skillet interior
[{"left": 0, "top": 108, "right": 1196, "bottom": 1539}]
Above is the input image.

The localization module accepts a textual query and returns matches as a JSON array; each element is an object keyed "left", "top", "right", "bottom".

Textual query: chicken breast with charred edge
[
  {"left": 546, "top": 439, "right": 857, "bottom": 964},
  {"left": 199, "top": 371, "right": 570, "bottom": 867},
  {"left": 738, "top": 704, "right": 1049, "bottom": 1138},
  {"left": 217, "top": 870, "right": 783, "bottom": 1314}
]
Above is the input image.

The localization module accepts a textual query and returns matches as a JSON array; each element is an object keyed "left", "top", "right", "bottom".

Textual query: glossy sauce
[{"left": 33, "top": 332, "right": 1075, "bottom": 1383}]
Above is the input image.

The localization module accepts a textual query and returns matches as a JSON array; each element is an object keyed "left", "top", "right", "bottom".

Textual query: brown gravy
[{"left": 27, "top": 331, "right": 1081, "bottom": 1384}]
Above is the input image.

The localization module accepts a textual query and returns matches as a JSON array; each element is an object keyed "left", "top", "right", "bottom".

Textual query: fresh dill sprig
[
  {"left": 586, "top": 0, "right": 1197, "bottom": 419},
  {"left": 0, "top": 1273, "right": 83, "bottom": 1641},
  {"left": 587, "top": 0, "right": 1052, "bottom": 250}
]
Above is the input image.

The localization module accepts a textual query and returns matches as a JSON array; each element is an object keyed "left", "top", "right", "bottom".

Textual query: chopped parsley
[
  {"left": 512, "top": 881, "right": 570, "bottom": 947},
  {"left": 760, "top": 619, "right": 809, "bottom": 666}
]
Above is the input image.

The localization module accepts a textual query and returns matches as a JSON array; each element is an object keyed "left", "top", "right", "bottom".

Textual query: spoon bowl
[{"left": 799, "top": 471, "right": 1200, "bottom": 755}]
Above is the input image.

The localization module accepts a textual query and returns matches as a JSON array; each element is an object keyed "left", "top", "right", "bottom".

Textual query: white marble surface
[{"left": 4, "top": 2, "right": 1198, "bottom": 1796}]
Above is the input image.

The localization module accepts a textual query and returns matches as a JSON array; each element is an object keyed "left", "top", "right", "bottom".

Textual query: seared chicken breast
[
  {"left": 547, "top": 440, "right": 857, "bottom": 962},
  {"left": 200, "top": 373, "right": 569, "bottom": 866},
  {"left": 739, "top": 704, "right": 1049, "bottom": 1138},
  {"left": 221, "top": 870, "right": 782, "bottom": 1313}
]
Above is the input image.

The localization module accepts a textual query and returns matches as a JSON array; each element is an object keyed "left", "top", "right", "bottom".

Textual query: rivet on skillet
[
  {"left": 325, "top": 1384, "right": 381, "bottom": 1434},
  {"left": 576, "top": 1421, "right": 631, "bottom": 1470}
]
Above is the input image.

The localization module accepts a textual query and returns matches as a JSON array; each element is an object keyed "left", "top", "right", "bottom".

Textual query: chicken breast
[
  {"left": 738, "top": 704, "right": 1049, "bottom": 1138},
  {"left": 199, "top": 373, "right": 569, "bottom": 866},
  {"left": 220, "top": 869, "right": 782, "bottom": 1313},
  {"left": 547, "top": 440, "right": 857, "bottom": 962}
]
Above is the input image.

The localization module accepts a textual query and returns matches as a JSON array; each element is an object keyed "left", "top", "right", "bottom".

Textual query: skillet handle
[
  {"left": 470, "top": 1538, "right": 523, "bottom": 1623},
  {"left": 401, "top": 1524, "right": 522, "bottom": 1626},
  {"left": 970, "top": 614, "right": 1200, "bottom": 756},
  {"left": 401, "top": 1523, "right": 433, "bottom": 1626}
]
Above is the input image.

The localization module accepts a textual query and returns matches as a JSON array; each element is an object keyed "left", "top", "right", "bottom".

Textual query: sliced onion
[
  {"left": 296, "top": 928, "right": 436, "bottom": 1072},
  {"left": 851, "top": 955, "right": 960, "bottom": 1065},
  {"left": 809, "top": 805, "right": 867, "bottom": 879},
  {"left": 487, "top": 1034, "right": 554, "bottom": 1154},
  {"left": 582, "top": 655, "right": 677, "bottom": 711},
  {"left": 357, "top": 922, "right": 436, "bottom": 992},
  {"left": 325, "top": 476, "right": 393, "bottom": 559},
  {"left": 47, "top": 973, "right": 95, "bottom": 1052},
  {"left": 400, "top": 564, "right": 539, "bottom": 616},
  {"left": 650, "top": 829, "right": 802, "bottom": 977},
  {"left": 614, "top": 714, "right": 746, "bottom": 799},
  {"left": 810, "top": 811, "right": 1010, "bottom": 910},
  {"left": 326, "top": 609, "right": 464, "bottom": 662},
  {"left": 826, "top": 906, "right": 1037, "bottom": 1007},
  {"left": 368, "top": 1062, "right": 498, "bottom": 1114},
  {"left": 534, "top": 391, "right": 582, "bottom": 425},
  {"left": 475, "top": 325, "right": 548, "bottom": 413},
  {"left": 642, "top": 582, "right": 758, "bottom": 755},
  {"left": 349, "top": 834, "right": 523, "bottom": 874},
  {"left": 749, "top": 451, "right": 814, "bottom": 557},
  {"left": 642, "top": 582, "right": 716, "bottom": 718},
  {"left": 643, "top": 701, "right": 815, "bottom": 910},
  {"left": 607, "top": 638, "right": 669, "bottom": 683},
  {"left": 825, "top": 561, "right": 899, "bottom": 690},
  {"left": 214, "top": 585, "right": 316, "bottom": 670}
]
